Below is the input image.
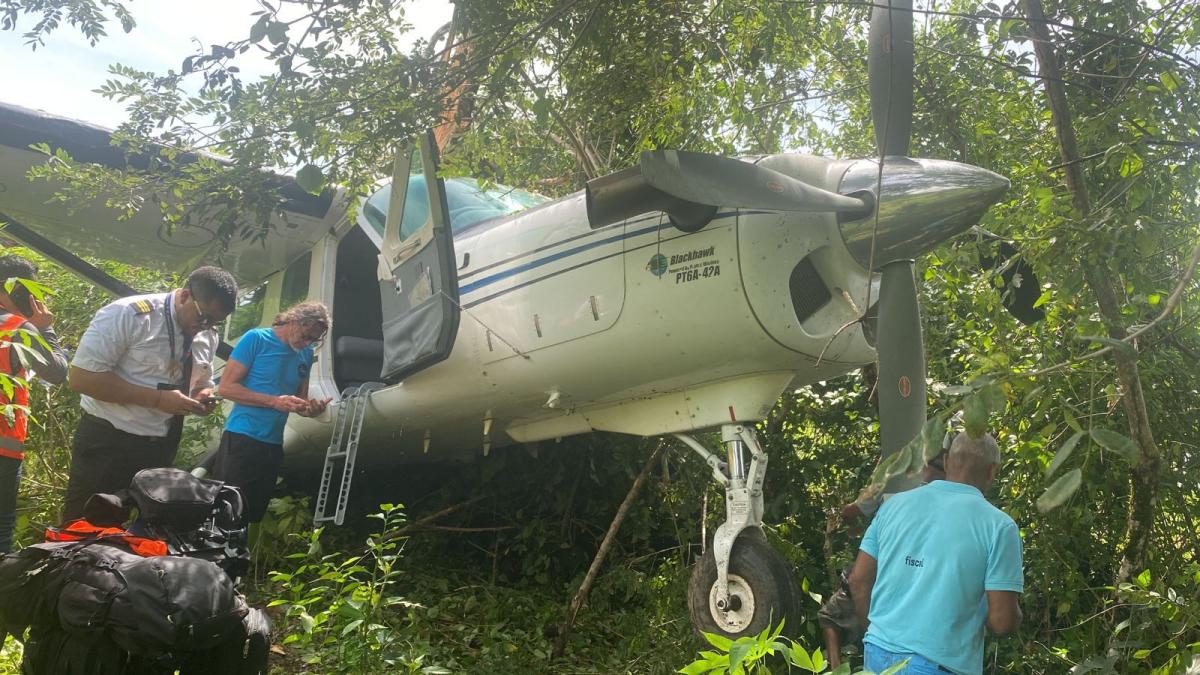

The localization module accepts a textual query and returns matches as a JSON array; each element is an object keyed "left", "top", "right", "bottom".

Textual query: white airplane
[{"left": 0, "top": 1, "right": 1038, "bottom": 639}]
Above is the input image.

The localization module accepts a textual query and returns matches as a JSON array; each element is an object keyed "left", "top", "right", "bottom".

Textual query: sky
[{"left": 0, "top": 0, "right": 454, "bottom": 130}]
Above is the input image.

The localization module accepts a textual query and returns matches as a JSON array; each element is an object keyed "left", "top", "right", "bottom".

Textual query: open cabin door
[{"left": 376, "top": 131, "right": 460, "bottom": 381}]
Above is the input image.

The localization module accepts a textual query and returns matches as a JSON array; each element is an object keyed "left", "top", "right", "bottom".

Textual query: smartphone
[{"left": 199, "top": 395, "right": 222, "bottom": 405}]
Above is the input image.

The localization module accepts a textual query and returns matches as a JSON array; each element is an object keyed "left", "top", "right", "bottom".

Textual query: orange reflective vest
[
  {"left": 0, "top": 313, "right": 30, "bottom": 461},
  {"left": 45, "top": 519, "right": 169, "bottom": 557}
]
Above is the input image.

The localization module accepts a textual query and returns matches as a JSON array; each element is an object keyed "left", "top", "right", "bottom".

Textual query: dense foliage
[{"left": 1, "top": 0, "right": 1198, "bottom": 672}]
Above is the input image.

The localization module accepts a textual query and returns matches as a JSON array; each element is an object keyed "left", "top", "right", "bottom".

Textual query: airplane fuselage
[{"left": 278, "top": 152, "right": 1005, "bottom": 465}]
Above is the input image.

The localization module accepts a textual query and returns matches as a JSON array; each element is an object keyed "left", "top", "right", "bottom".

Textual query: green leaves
[
  {"left": 1038, "top": 468, "right": 1082, "bottom": 513},
  {"left": 861, "top": 448, "right": 909, "bottom": 501},
  {"left": 703, "top": 632, "right": 733, "bottom": 652},
  {"left": 683, "top": 622, "right": 846, "bottom": 674},
  {"left": 788, "top": 644, "right": 814, "bottom": 671},
  {"left": 295, "top": 164, "right": 325, "bottom": 195},
  {"left": 1045, "top": 431, "right": 1083, "bottom": 479},
  {"left": 729, "top": 640, "right": 753, "bottom": 673},
  {"left": 1037, "top": 427, "right": 1138, "bottom": 513},
  {"left": 1135, "top": 568, "right": 1152, "bottom": 588},
  {"left": 2, "top": 276, "right": 53, "bottom": 302},
  {"left": 1090, "top": 428, "right": 1140, "bottom": 465},
  {"left": 963, "top": 383, "right": 1006, "bottom": 438},
  {"left": 677, "top": 657, "right": 719, "bottom": 675}
]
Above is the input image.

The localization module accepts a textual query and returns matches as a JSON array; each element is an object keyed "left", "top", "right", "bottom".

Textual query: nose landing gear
[{"left": 677, "top": 425, "right": 803, "bottom": 638}]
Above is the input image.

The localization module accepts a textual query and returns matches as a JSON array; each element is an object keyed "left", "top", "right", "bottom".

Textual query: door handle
[{"left": 390, "top": 237, "right": 422, "bottom": 264}]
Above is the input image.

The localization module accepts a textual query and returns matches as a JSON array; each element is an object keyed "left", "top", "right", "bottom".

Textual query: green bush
[{"left": 678, "top": 621, "right": 906, "bottom": 675}]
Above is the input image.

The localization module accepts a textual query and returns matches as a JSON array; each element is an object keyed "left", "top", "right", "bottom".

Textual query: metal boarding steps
[{"left": 314, "top": 382, "right": 385, "bottom": 525}]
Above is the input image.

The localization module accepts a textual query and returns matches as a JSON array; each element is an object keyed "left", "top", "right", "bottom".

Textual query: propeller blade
[
  {"left": 876, "top": 260, "right": 927, "bottom": 491},
  {"left": 868, "top": 0, "right": 915, "bottom": 157},
  {"left": 639, "top": 150, "right": 870, "bottom": 214},
  {"left": 984, "top": 241, "right": 1045, "bottom": 325}
]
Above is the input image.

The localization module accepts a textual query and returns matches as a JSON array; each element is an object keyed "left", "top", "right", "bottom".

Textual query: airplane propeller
[
  {"left": 868, "top": 0, "right": 915, "bottom": 158},
  {"left": 586, "top": 150, "right": 870, "bottom": 231},
  {"left": 638, "top": 150, "right": 871, "bottom": 218},
  {"left": 585, "top": 3, "right": 1036, "bottom": 477},
  {"left": 865, "top": 0, "right": 928, "bottom": 478}
]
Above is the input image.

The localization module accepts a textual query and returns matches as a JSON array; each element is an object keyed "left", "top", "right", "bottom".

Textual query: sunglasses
[
  {"left": 299, "top": 324, "right": 327, "bottom": 347},
  {"left": 191, "top": 298, "right": 225, "bottom": 330}
]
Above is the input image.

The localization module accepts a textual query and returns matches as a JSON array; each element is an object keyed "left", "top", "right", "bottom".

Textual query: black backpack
[
  {"left": 0, "top": 541, "right": 80, "bottom": 630},
  {"left": 21, "top": 625, "right": 168, "bottom": 675},
  {"left": 177, "top": 607, "right": 271, "bottom": 675},
  {"left": 54, "top": 542, "right": 248, "bottom": 655},
  {"left": 81, "top": 469, "right": 250, "bottom": 582},
  {"left": 12, "top": 470, "right": 261, "bottom": 674}
]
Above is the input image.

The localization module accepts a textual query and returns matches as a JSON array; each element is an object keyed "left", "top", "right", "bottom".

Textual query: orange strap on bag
[{"left": 45, "top": 519, "right": 169, "bottom": 557}]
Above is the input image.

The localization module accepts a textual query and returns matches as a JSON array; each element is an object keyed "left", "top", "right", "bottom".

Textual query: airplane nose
[{"left": 836, "top": 158, "right": 1010, "bottom": 270}]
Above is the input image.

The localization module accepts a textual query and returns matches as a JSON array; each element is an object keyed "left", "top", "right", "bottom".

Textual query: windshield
[{"left": 362, "top": 176, "right": 549, "bottom": 240}]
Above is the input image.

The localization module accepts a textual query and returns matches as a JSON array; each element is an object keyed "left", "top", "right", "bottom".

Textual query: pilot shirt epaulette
[{"left": 130, "top": 299, "right": 155, "bottom": 315}]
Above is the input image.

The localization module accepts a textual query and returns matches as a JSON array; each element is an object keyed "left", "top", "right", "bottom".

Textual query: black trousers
[
  {"left": 0, "top": 456, "right": 20, "bottom": 553},
  {"left": 210, "top": 431, "right": 283, "bottom": 524},
  {"left": 61, "top": 413, "right": 179, "bottom": 522}
]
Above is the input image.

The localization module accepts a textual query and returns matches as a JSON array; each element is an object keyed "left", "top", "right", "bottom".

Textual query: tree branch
[{"left": 1021, "top": 0, "right": 1163, "bottom": 590}]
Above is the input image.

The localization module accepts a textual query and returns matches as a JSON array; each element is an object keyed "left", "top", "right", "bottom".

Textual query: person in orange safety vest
[{"left": 0, "top": 254, "right": 68, "bottom": 553}]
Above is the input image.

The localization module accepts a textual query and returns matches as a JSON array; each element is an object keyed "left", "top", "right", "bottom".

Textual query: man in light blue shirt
[
  {"left": 849, "top": 432, "right": 1023, "bottom": 674},
  {"left": 212, "top": 301, "right": 332, "bottom": 523}
]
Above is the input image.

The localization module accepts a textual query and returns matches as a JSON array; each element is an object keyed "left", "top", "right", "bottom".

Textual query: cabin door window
[{"left": 375, "top": 132, "right": 461, "bottom": 382}]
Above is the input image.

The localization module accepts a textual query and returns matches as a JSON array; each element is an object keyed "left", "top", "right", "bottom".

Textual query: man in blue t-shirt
[
  {"left": 848, "top": 432, "right": 1023, "bottom": 675},
  {"left": 213, "top": 302, "right": 332, "bottom": 522}
]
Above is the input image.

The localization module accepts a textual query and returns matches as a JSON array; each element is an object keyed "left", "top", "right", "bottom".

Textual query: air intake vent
[{"left": 789, "top": 257, "right": 832, "bottom": 323}]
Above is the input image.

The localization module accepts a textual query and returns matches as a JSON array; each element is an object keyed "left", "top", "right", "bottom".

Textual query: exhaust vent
[{"left": 789, "top": 256, "right": 832, "bottom": 324}]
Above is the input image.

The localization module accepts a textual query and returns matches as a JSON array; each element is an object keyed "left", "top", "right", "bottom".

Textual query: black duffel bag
[
  {"left": 128, "top": 468, "right": 225, "bottom": 529},
  {"left": 56, "top": 542, "right": 248, "bottom": 655}
]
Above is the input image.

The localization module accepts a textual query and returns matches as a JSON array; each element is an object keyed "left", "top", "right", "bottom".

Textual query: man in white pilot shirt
[{"left": 62, "top": 266, "right": 237, "bottom": 520}]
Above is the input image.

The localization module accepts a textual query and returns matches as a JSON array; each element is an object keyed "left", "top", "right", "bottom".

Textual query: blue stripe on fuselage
[{"left": 458, "top": 210, "right": 760, "bottom": 297}]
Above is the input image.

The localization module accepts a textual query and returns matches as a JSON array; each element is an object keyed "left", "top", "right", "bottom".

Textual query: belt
[{"left": 81, "top": 412, "right": 170, "bottom": 441}]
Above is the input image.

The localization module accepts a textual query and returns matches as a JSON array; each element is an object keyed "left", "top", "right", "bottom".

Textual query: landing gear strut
[{"left": 676, "top": 425, "right": 802, "bottom": 638}]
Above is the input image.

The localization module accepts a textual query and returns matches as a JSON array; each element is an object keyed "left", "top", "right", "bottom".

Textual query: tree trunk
[
  {"left": 1020, "top": 0, "right": 1162, "bottom": 585},
  {"left": 551, "top": 443, "right": 664, "bottom": 658}
]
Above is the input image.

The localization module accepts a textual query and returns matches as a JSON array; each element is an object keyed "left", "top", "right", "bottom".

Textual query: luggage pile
[{"left": 0, "top": 468, "right": 270, "bottom": 674}]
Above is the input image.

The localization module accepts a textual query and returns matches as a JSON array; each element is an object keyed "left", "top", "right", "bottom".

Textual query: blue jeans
[
  {"left": 865, "top": 642, "right": 952, "bottom": 674},
  {"left": 0, "top": 456, "right": 21, "bottom": 554}
]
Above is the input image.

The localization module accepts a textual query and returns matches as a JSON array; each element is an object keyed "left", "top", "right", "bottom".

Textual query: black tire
[{"left": 687, "top": 530, "right": 804, "bottom": 640}]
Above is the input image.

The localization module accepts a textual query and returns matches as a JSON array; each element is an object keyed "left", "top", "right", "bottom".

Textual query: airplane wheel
[{"left": 687, "top": 530, "right": 803, "bottom": 639}]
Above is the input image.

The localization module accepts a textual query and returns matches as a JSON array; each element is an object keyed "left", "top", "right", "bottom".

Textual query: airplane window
[
  {"left": 226, "top": 282, "right": 267, "bottom": 341},
  {"left": 279, "top": 251, "right": 312, "bottom": 311},
  {"left": 362, "top": 176, "right": 548, "bottom": 241}
]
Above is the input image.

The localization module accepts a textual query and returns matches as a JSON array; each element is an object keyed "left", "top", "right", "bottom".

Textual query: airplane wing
[{"left": 0, "top": 102, "right": 345, "bottom": 287}]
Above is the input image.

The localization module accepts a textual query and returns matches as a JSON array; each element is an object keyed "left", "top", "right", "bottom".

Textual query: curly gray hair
[{"left": 273, "top": 301, "right": 330, "bottom": 330}]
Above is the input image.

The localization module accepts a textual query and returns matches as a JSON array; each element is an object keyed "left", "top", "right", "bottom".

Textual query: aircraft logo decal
[
  {"left": 667, "top": 246, "right": 720, "bottom": 284},
  {"left": 647, "top": 253, "right": 668, "bottom": 277},
  {"left": 898, "top": 375, "right": 912, "bottom": 398}
]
